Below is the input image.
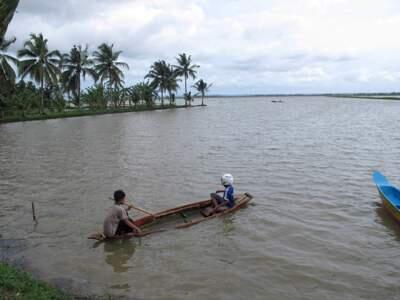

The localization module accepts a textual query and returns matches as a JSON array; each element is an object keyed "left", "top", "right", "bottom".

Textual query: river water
[{"left": 0, "top": 96, "right": 399, "bottom": 300}]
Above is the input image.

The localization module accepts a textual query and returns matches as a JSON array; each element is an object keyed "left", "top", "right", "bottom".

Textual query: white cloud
[{"left": 6, "top": 0, "right": 400, "bottom": 93}]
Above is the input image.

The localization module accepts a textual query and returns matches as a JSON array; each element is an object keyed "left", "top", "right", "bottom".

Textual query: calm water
[{"left": 1, "top": 96, "right": 400, "bottom": 300}]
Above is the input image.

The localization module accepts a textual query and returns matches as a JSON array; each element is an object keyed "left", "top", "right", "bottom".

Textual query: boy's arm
[
  {"left": 127, "top": 204, "right": 155, "bottom": 217},
  {"left": 123, "top": 219, "right": 142, "bottom": 234}
]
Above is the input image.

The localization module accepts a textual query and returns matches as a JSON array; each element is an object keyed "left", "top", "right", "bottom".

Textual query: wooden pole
[{"left": 31, "top": 201, "right": 37, "bottom": 222}]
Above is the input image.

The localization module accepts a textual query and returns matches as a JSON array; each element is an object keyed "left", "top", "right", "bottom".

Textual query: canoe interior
[
  {"left": 132, "top": 193, "right": 252, "bottom": 230},
  {"left": 138, "top": 207, "right": 206, "bottom": 231}
]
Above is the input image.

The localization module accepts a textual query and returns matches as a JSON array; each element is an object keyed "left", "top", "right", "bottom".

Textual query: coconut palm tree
[
  {"left": 136, "top": 81, "right": 157, "bottom": 108},
  {"left": 174, "top": 53, "right": 199, "bottom": 106},
  {"left": 0, "top": 37, "right": 18, "bottom": 84},
  {"left": 165, "top": 65, "right": 180, "bottom": 105},
  {"left": 61, "top": 45, "right": 96, "bottom": 108},
  {"left": 93, "top": 43, "right": 129, "bottom": 90},
  {"left": 81, "top": 85, "right": 107, "bottom": 110},
  {"left": 193, "top": 79, "right": 212, "bottom": 106},
  {"left": 0, "top": 0, "right": 19, "bottom": 43},
  {"left": 0, "top": 0, "right": 19, "bottom": 101},
  {"left": 127, "top": 84, "right": 140, "bottom": 108},
  {"left": 18, "top": 33, "right": 61, "bottom": 114},
  {"left": 145, "top": 60, "right": 171, "bottom": 107}
]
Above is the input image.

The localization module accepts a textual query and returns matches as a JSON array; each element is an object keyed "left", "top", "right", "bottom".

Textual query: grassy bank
[
  {"left": 0, "top": 104, "right": 206, "bottom": 124},
  {"left": 0, "top": 262, "right": 70, "bottom": 300}
]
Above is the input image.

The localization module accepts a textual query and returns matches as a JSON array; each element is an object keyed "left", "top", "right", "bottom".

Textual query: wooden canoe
[
  {"left": 88, "top": 193, "right": 253, "bottom": 241},
  {"left": 372, "top": 171, "right": 400, "bottom": 224}
]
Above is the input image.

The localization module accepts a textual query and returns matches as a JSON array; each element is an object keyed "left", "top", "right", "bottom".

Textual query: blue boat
[{"left": 372, "top": 171, "right": 400, "bottom": 224}]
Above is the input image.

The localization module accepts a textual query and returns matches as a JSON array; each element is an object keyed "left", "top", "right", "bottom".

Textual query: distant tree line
[{"left": 0, "top": 2, "right": 212, "bottom": 121}]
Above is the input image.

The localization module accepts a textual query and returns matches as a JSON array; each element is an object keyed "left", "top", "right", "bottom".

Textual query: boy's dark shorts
[
  {"left": 210, "top": 193, "right": 224, "bottom": 204},
  {"left": 115, "top": 218, "right": 134, "bottom": 236}
]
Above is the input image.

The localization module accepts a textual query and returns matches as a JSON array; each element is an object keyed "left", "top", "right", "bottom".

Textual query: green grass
[
  {"left": 0, "top": 104, "right": 204, "bottom": 124},
  {"left": 0, "top": 262, "right": 70, "bottom": 300}
]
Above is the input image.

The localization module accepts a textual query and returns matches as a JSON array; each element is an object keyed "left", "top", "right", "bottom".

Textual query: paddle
[{"left": 127, "top": 203, "right": 156, "bottom": 219}]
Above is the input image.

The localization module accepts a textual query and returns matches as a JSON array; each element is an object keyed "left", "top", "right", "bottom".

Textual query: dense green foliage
[
  {"left": 0, "top": 262, "right": 70, "bottom": 300},
  {"left": 0, "top": 1, "right": 210, "bottom": 123},
  {"left": 145, "top": 60, "right": 180, "bottom": 107},
  {"left": 0, "top": 32, "right": 210, "bottom": 122}
]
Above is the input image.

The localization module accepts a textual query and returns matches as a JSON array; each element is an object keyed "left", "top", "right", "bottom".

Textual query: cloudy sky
[{"left": 7, "top": 0, "right": 400, "bottom": 94}]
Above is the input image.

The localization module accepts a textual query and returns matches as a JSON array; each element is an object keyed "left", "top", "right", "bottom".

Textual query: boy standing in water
[
  {"left": 103, "top": 190, "right": 143, "bottom": 238},
  {"left": 210, "top": 174, "right": 235, "bottom": 213}
]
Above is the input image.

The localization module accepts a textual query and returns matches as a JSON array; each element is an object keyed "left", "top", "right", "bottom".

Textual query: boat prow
[{"left": 372, "top": 171, "right": 400, "bottom": 224}]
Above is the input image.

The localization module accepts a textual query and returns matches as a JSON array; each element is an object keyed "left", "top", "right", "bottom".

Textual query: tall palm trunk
[
  {"left": 184, "top": 75, "right": 187, "bottom": 106},
  {"left": 76, "top": 72, "right": 81, "bottom": 108},
  {"left": 77, "top": 79, "right": 81, "bottom": 108},
  {"left": 40, "top": 77, "right": 44, "bottom": 114},
  {"left": 161, "top": 89, "right": 164, "bottom": 107},
  {"left": 168, "top": 90, "right": 172, "bottom": 106},
  {"left": 201, "top": 92, "right": 204, "bottom": 106}
]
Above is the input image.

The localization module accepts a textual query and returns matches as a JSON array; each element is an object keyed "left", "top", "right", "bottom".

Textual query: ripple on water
[{"left": 1, "top": 97, "right": 400, "bottom": 299}]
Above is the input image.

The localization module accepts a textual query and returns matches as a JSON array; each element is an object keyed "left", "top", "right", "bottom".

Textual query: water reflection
[
  {"left": 375, "top": 207, "right": 400, "bottom": 241},
  {"left": 104, "top": 239, "right": 137, "bottom": 273},
  {"left": 222, "top": 216, "right": 235, "bottom": 235}
]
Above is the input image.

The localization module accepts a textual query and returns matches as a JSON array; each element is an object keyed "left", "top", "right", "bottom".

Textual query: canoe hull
[
  {"left": 88, "top": 193, "right": 253, "bottom": 240},
  {"left": 380, "top": 192, "right": 400, "bottom": 223},
  {"left": 372, "top": 171, "right": 400, "bottom": 224}
]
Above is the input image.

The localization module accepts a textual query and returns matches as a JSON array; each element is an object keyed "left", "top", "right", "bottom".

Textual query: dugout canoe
[
  {"left": 372, "top": 171, "right": 400, "bottom": 224},
  {"left": 88, "top": 193, "right": 253, "bottom": 241}
]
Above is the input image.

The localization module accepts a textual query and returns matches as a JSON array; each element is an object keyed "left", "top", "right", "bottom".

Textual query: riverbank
[
  {"left": 0, "top": 104, "right": 206, "bottom": 124},
  {"left": 328, "top": 95, "right": 400, "bottom": 100},
  {"left": 0, "top": 262, "right": 70, "bottom": 299},
  {"left": 0, "top": 261, "right": 127, "bottom": 299}
]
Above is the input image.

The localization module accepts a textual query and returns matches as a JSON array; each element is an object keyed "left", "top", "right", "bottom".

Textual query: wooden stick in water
[{"left": 31, "top": 201, "right": 37, "bottom": 222}]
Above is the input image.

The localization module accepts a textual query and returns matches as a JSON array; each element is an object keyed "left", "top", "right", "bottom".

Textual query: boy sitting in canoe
[
  {"left": 209, "top": 174, "right": 235, "bottom": 213},
  {"left": 103, "top": 190, "right": 153, "bottom": 238}
]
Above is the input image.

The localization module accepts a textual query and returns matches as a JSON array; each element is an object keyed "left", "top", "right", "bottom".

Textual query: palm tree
[
  {"left": 0, "top": 0, "right": 19, "bottom": 43},
  {"left": 18, "top": 33, "right": 61, "bottom": 114},
  {"left": 136, "top": 81, "right": 157, "bottom": 108},
  {"left": 0, "top": 37, "right": 18, "bottom": 84},
  {"left": 81, "top": 85, "right": 107, "bottom": 110},
  {"left": 61, "top": 45, "right": 96, "bottom": 108},
  {"left": 165, "top": 65, "right": 180, "bottom": 106},
  {"left": 145, "top": 60, "right": 171, "bottom": 107},
  {"left": 193, "top": 79, "right": 212, "bottom": 106},
  {"left": 128, "top": 84, "right": 141, "bottom": 108},
  {"left": 174, "top": 53, "right": 199, "bottom": 106},
  {"left": 93, "top": 43, "right": 129, "bottom": 90}
]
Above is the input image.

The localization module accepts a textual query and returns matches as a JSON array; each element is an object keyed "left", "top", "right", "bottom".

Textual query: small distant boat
[
  {"left": 88, "top": 193, "right": 253, "bottom": 241},
  {"left": 372, "top": 171, "right": 400, "bottom": 224},
  {"left": 271, "top": 99, "right": 283, "bottom": 103}
]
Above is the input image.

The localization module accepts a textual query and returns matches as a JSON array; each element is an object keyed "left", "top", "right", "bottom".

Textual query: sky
[{"left": 6, "top": 0, "right": 400, "bottom": 95}]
